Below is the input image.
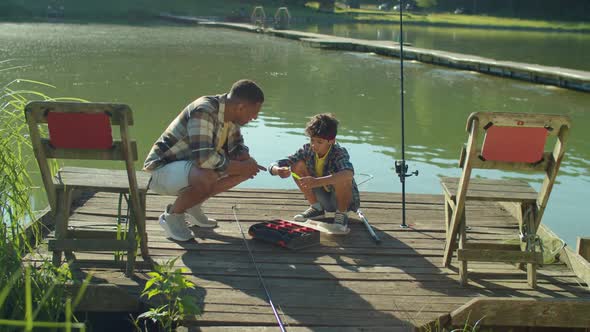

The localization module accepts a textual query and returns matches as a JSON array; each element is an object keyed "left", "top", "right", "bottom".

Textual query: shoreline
[{"left": 160, "top": 14, "right": 590, "bottom": 93}]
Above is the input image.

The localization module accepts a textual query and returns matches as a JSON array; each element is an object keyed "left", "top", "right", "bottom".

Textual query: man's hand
[
  {"left": 272, "top": 166, "right": 291, "bottom": 178},
  {"left": 241, "top": 158, "right": 262, "bottom": 179},
  {"left": 234, "top": 152, "right": 251, "bottom": 161}
]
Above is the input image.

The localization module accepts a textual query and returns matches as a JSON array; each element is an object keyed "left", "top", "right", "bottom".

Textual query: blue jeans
[{"left": 313, "top": 187, "right": 340, "bottom": 212}]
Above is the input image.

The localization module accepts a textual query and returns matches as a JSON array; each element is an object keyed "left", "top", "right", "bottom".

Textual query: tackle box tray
[{"left": 248, "top": 219, "right": 320, "bottom": 250}]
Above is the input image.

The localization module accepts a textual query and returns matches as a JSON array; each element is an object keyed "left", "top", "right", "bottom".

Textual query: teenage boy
[{"left": 268, "top": 113, "right": 360, "bottom": 233}]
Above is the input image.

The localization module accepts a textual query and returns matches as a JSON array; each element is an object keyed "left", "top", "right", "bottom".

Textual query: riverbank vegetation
[
  {"left": 0, "top": 67, "right": 201, "bottom": 331},
  {"left": 1, "top": 0, "right": 589, "bottom": 32},
  {"left": 0, "top": 73, "right": 89, "bottom": 330},
  {"left": 308, "top": 1, "right": 590, "bottom": 32}
]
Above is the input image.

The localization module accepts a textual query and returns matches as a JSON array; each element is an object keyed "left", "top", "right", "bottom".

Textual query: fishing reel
[{"left": 395, "top": 160, "right": 418, "bottom": 181}]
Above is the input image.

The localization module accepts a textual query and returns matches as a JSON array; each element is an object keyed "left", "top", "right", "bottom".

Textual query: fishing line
[
  {"left": 356, "top": 173, "right": 374, "bottom": 186},
  {"left": 231, "top": 205, "right": 287, "bottom": 332}
]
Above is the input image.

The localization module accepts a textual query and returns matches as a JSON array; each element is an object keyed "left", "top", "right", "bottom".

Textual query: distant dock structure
[{"left": 159, "top": 13, "right": 590, "bottom": 93}]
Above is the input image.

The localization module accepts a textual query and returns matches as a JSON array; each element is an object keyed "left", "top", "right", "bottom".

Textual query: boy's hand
[
  {"left": 274, "top": 166, "right": 291, "bottom": 178},
  {"left": 298, "top": 176, "right": 319, "bottom": 190}
]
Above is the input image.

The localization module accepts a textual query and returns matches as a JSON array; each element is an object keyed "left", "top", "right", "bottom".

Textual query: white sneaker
[
  {"left": 322, "top": 222, "right": 349, "bottom": 234},
  {"left": 185, "top": 204, "right": 217, "bottom": 228},
  {"left": 293, "top": 206, "right": 325, "bottom": 222},
  {"left": 324, "top": 212, "right": 350, "bottom": 234},
  {"left": 159, "top": 212, "right": 194, "bottom": 242}
]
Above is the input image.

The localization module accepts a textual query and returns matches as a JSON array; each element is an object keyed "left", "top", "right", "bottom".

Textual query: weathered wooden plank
[
  {"left": 25, "top": 101, "right": 133, "bottom": 125},
  {"left": 560, "top": 246, "right": 590, "bottom": 291},
  {"left": 450, "top": 298, "right": 590, "bottom": 328},
  {"left": 74, "top": 204, "right": 515, "bottom": 225},
  {"left": 470, "top": 112, "right": 571, "bottom": 135},
  {"left": 439, "top": 177, "right": 533, "bottom": 188},
  {"left": 65, "top": 229, "right": 119, "bottom": 239},
  {"left": 179, "top": 326, "right": 408, "bottom": 332},
  {"left": 179, "top": 327, "right": 407, "bottom": 332},
  {"left": 470, "top": 151, "right": 552, "bottom": 172},
  {"left": 53, "top": 167, "right": 150, "bottom": 191},
  {"left": 66, "top": 218, "right": 518, "bottom": 239},
  {"left": 42, "top": 139, "right": 139, "bottom": 161},
  {"left": 33, "top": 250, "right": 577, "bottom": 277},
  {"left": 186, "top": 313, "right": 426, "bottom": 328},
  {"left": 539, "top": 225, "right": 590, "bottom": 291},
  {"left": 49, "top": 239, "right": 132, "bottom": 251},
  {"left": 74, "top": 267, "right": 581, "bottom": 300},
  {"left": 68, "top": 284, "right": 142, "bottom": 312},
  {"left": 462, "top": 242, "right": 522, "bottom": 251},
  {"left": 440, "top": 177, "right": 537, "bottom": 202},
  {"left": 101, "top": 245, "right": 576, "bottom": 280},
  {"left": 457, "top": 249, "right": 542, "bottom": 264}
]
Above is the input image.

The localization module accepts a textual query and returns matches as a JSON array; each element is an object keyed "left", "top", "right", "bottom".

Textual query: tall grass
[{"left": 0, "top": 64, "right": 88, "bottom": 331}]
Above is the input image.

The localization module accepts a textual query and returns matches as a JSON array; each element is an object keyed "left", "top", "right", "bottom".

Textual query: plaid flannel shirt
[
  {"left": 143, "top": 94, "right": 248, "bottom": 172},
  {"left": 269, "top": 143, "right": 360, "bottom": 211}
]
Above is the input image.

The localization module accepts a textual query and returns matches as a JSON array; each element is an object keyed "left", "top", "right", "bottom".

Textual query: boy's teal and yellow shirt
[{"left": 270, "top": 143, "right": 360, "bottom": 212}]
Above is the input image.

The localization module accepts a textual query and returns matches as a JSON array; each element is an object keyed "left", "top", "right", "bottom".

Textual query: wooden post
[
  {"left": 25, "top": 106, "right": 57, "bottom": 212},
  {"left": 444, "top": 194, "right": 452, "bottom": 234},
  {"left": 458, "top": 214, "right": 468, "bottom": 286},
  {"left": 119, "top": 109, "right": 144, "bottom": 276},
  {"left": 534, "top": 125, "right": 569, "bottom": 232},
  {"left": 578, "top": 237, "right": 590, "bottom": 261},
  {"left": 51, "top": 188, "right": 73, "bottom": 266},
  {"left": 442, "top": 117, "right": 479, "bottom": 267}
]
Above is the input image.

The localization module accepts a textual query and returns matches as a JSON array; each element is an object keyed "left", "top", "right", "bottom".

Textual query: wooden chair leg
[
  {"left": 527, "top": 262, "right": 537, "bottom": 288},
  {"left": 459, "top": 213, "right": 468, "bottom": 286},
  {"left": 138, "top": 192, "right": 150, "bottom": 260},
  {"left": 524, "top": 203, "right": 538, "bottom": 288},
  {"left": 52, "top": 188, "right": 73, "bottom": 267},
  {"left": 126, "top": 192, "right": 151, "bottom": 275},
  {"left": 444, "top": 195, "right": 452, "bottom": 234},
  {"left": 126, "top": 207, "right": 137, "bottom": 277}
]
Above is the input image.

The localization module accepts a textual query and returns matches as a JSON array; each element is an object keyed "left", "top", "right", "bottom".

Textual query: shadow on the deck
[
  {"left": 31, "top": 189, "right": 589, "bottom": 331},
  {"left": 166, "top": 192, "right": 481, "bottom": 329}
]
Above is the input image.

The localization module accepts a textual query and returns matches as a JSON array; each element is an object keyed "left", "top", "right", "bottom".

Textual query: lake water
[{"left": 1, "top": 23, "right": 588, "bottom": 245}]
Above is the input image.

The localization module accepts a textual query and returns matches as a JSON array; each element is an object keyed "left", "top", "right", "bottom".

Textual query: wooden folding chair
[
  {"left": 440, "top": 112, "right": 571, "bottom": 288},
  {"left": 25, "top": 101, "right": 151, "bottom": 276}
]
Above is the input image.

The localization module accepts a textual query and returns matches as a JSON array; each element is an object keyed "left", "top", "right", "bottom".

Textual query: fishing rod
[
  {"left": 353, "top": 173, "right": 380, "bottom": 244},
  {"left": 232, "top": 205, "right": 287, "bottom": 332},
  {"left": 394, "top": 0, "right": 418, "bottom": 228}
]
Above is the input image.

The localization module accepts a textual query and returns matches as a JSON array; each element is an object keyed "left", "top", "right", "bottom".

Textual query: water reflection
[
  {"left": 1, "top": 22, "right": 588, "bottom": 245},
  {"left": 293, "top": 23, "right": 590, "bottom": 71}
]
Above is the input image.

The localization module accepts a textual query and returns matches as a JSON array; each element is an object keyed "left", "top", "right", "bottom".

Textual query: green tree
[
  {"left": 416, "top": 0, "right": 438, "bottom": 9},
  {"left": 318, "top": 0, "right": 335, "bottom": 12}
]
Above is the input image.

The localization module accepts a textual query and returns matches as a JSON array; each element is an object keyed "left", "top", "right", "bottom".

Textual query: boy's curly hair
[{"left": 305, "top": 113, "right": 338, "bottom": 140}]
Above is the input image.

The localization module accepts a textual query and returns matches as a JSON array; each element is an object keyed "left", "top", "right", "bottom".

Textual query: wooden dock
[
  {"left": 158, "top": 13, "right": 590, "bottom": 93},
  {"left": 27, "top": 189, "right": 590, "bottom": 330}
]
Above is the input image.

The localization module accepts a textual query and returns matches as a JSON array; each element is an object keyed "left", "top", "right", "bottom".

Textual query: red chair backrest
[
  {"left": 481, "top": 126, "right": 547, "bottom": 163},
  {"left": 47, "top": 112, "right": 113, "bottom": 149}
]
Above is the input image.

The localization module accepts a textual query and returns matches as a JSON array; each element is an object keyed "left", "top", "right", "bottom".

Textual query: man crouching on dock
[{"left": 143, "top": 79, "right": 266, "bottom": 241}]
